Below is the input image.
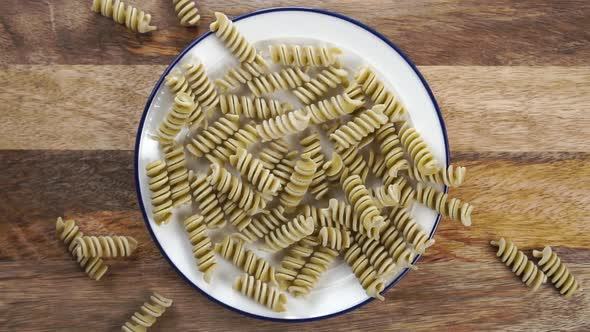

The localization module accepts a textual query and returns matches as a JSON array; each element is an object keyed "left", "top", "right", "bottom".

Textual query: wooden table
[{"left": 1, "top": 1, "right": 589, "bottom": 331}]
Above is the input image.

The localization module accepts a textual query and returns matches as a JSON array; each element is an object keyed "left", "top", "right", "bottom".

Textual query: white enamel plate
[{"left": 135, "top": 7, "right": 449, "bottom": 321}]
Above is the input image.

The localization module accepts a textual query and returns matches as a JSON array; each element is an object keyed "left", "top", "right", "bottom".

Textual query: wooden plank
[
  {"left": 1, "top": 65, "right": 589, "bottom": 151},
  {"left": 1, "top": 150, "right": 588, "bottom": 331},
  {"left": 1, "top": 0, "right": 589, "bottom": 65}
]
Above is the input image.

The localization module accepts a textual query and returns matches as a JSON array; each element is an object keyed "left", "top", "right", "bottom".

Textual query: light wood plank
[
  {"left": 1, "top": 0, "right": 589, "bottom": 65},
  {"left": 1, "top": 66, "right": 589, "bottom": 151}
]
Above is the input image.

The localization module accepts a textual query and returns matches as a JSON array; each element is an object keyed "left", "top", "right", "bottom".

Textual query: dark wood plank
[
  {"left": 1, "top": 0, "right": 589, "bottom": 65},
  {"left": 1, "top": 150, "right": 588, "bottom": 331},
  {"left": 2, "top": 65, "right": 589, "bottom": 151}
]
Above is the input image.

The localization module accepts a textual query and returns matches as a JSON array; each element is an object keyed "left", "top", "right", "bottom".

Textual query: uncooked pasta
[
  {"left": 491, "top": 237, "right": 547, "bottom": 291},
  {"left": 533, "top": 246, "right": 582, "bottom": 297}
]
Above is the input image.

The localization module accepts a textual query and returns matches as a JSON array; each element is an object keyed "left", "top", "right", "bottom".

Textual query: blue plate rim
[{"left": 134, "top": 6, "right": 450, "bottom": 323}]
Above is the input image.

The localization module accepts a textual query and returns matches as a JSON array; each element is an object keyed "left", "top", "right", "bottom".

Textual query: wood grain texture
[
  {"left": 1, "top": 65, "right": 589, "bottom": 151},
  {"left": 0, "top": 0, "right": 589, "bottom": 65},
  {"left": 1, "top": 150, "right": 588, "bottom": 331},
  {"left": 1, "top": 1, "right": 589, "bottom": 331}
]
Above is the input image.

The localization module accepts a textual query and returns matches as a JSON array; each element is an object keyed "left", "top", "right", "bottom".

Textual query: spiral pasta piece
[
  {"left": 164, "top": 73, "right": 207, "bottom": 130},
  {"left": 222, "top": 199, "right": 252, "bottom": 231},
  {"left": 343, "top": 243, "right": 385, "bottom": 300},
  {"left": 406, "top": 165, "right": 467, "bottom": 188},
  {"left": 247, "top": 67, "right": 311, "bottom": 97},
  {"left": 237, "top": 206, "right": 289, "bottom": 242},
  {"left": 355, "top": 66, "right": 406, "bottom": 121},
  {"left": 388, "top": 207, "right": 434, "bottom": 254},
  {"left": 229, "top": 148, "right": 281, "bottom": 195},
  {"left": 272, "top": 151, "right": 298, "bottom": 186},
  {"left": 121, "top": 292, "right": 173, "bottom": 332},
  {"left": 365, "top": 149, "right": 387, "bottom": 179},
  {"left": 330, "top": 106, "right": 389, "bottom": 151},
  {"left": 279, "top": 155, "right": 317, "bottom": 210},
  {"left": 533, "top": 246, "right": 582, "bottom": 297},
  {"left": 76, "top": 235, "right": 138, "bottom": 258},
  {"left": 91, "top": 0, "right": 157, "bottom": 33},
  {"left": 269, "top": 44, "right": 342, "bottom": 67},
  {"left": 293, "top": 63, "right": 349, "bottom": 104},
  {"left": 163, "top": 147, "right": 192, "bottom": 207},
  {"left": 375, "top": 122, "right": 409, "bottom": 177},
  {"left": 208, "top": 163, "right": 266, "bottom": 213},
  {"left": 318, "top": 227, "right": 351, "bottom": 251},
  {"left": 303, "top": 205, "right": 340, "bottom": 230},
  {"left": 183, "top": 214, "right": 217, "bottom": 282},
  {"left": 342, "top": 174, "right": 385, "bottom": 236},
  {"left": 305, "top": 93, "right": 365, "bottom": 125},
  {"left": 145, "top": 160, "right": 173, "bottom": 225},
  {"left": 353, "top": 233, "right": 396, "bottom": 277},
  {"left": 397, "top": 120, "right": 440, "bottom": 176},
  {"left": 393, "top": 177, "right": 415, "bottom": 207},
  {"left": 263, "top": 215, "right": 315, "bottom": 252},
  {"left": 415, "top": 183, "right": 473, "bottom": 226},
  {"left": 186, "top": 114, "right": 240, "bottom": 157},
  {"left": 172, "top": 0, "right": 200, "bottom": 26},
  {"left": 184, "top": 61, "right": 219, "bottom": 108},
  {"left": 256, "top": 109, "right": 311, "bottom": 142},
  {"left": 234, "top": 274, "right": 287, "bottom": 312},
  {"left": 206, "top": 123, "right": 259, "bottom": 164},
  {"left": 276, "top": 236, "right": 319, "bottom": 290},
  {"left": 322, "top": 199, "right": 368, "bottom": 235},
  {"left": 56, "top": 217, "right": 109, "bottom": 280},
  {"left": 258, "top": 138, "right": 291, "bottom": 170},
  {"left": 490, "top": 238, "right": 547, "bottom": 291},
  {"left": 189, "top": 171, "right": 226, "bottom": 229},
  {"left": 219, "top": 95, "right": 292, "bottom": 120},
  {"left": 369, "top": 184, "right": 401, "bottom": 208},
  {"left": 156, "top": 93, "right": 195, "bottom": 145},
  {"left": 210, "top": 12, "right": 259, "bottom": 63},
  {"left": 288, "top": 246, "right": 339, "bottom": 297},
  {"left": 215, "top": 236, "right": 277, "bottom": 285},
  {"left": 215, "top": 55, "right": 268, "bottom": 92},
  {"left": 300, "top": 133, "right": 329, "bottom": 199}
]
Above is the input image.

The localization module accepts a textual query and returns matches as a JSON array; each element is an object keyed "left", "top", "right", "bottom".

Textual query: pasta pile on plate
[{"left": 145, "top": 12, "right": 476, "bottom": 312}]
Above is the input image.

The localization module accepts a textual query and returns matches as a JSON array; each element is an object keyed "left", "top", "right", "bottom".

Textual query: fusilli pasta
[
  {"left": 156, "top": 93, "right": 195, "bottom": 145},
  {"left": 189, "top": 171, "right": 226, "bottom": 229},
  {"left": 318, "top": 226, "right": 351, "bottom": 251},
  {"left": 288, "top": 246, "right": 339, "bottom": 297},
  {"left": 300, "top": 133, "right": 329, "bottom": 199},
  {"left": 355, "top": 66, "right": 406, "bottom": 121},
  {"left": 210, "top": 12, "right": 259, "bottom": 63},
  {"left": 278, "top": 154, "right": 317, "bottom": 210},
  {"left": 533, "top": 246, "right": 582, "bottom": 297},
  {"left": 405, "top": 165, "right": 467, "bottom": 188},
  {"left": 215, "top": 56, "right": 268, "bottom": 92},
  {"left": 397, "top": 120, "right": 440, "bottom": 176},
  {"left": 248, "top": 67, "right": 310, "bottom": 97},
  {"left": 145, "top": 160, "right": 173, "bottom": 225},
  {"left": 56, "top": 217, "right": 109, "bottom": 280},
  {"left": 276, "top": 236, "right": 319, "bottom": 290},
  {"left": 306, "top": 93, "right": 365, "bottom": 125},
  {"left": 75, "top": 235, "right": 138, "bottom": 258},
  {"left": 343, "top": 243, "right": 385, "bottom": 300},
  {"left": 352, "top": 233, "right": 396, "bottom": 277},
  {"left": 376, "top": 216, "right": 417, "bottom": 269},
  {"left": 184, "top": 61, "right": 220, "bottom": 108},
  {"left": 258, "top": 138, "right": 290, "bottom": 170},
  {"left": 269, "top": 44, "right": 342, "bottom": 67},
  {"left": 375, "top": 122, "right": 409, "bottom": 177},
  {"left": 237, "top": 206, "right": 289, "bottom": 242},
  {"left": 229, "top": 148, "right": 281, "bottom": 196},
  {"left": 91, "top": 0, "right": 157, "bottom": 33},
  {"left": 207, "top": 123, "right": 259, "bottom": 164},
  {"left": 172, "top": 0, "right": 200, "bottom": 26},
  {"left": 164, "top": 147, "right": 192, "bottom": 207},
  {"left": 341, "top": 174, "right": 385, "bottom": 236},
  {"left": 293, "top": 63, "right": 349, "bottom": 104},
  {"left": 121, "top": 292, "right": 173, "bottom": 332},
  {"left": 215, "top": 236, "right": 277, "bottom": 285},
  {"left": 222, "top": 199, "right": 252, "bottom": 231},
  {"left": 388, "top": 207, "right": 434, "bottom": 253},
  {"left": 186, "top": 114, "right": 240, "bottom": 157},
  {"left": 330, "top": 106, "right": 388, "bottom": 151},
  {"left": 219, "top": 95, "right": 291, "bottom": 120},
  {"left": 256, "top": 109, "right": 311, "bottom": 142},
  {"left": 490, "top": 237, "right": 547, "bottom": 291},
  {"left": 184, "top": 214, "right": 217, "bottom": 282},
  {"left": 369, "top": 184, "right": 401, "bottom": 208},
  {"left": 415, "top": 183, "right": 473, "bottom": 226},
  {"left": 233, "top": 274, "right": 287, "bottom": 312},
  {"left": 164, "top": 73, "right": 207, "bottom": 130},
  {"left": 263, "top": 215, "right": 315, "bottom": 252},
  {"left": 208, "top": 163, "right": 267, "bottom": 213}
]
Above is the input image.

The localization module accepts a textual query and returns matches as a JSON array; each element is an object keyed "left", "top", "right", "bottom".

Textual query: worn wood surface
[{"left": 0, "top": 1, "right": 589, "bottom": 331}]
